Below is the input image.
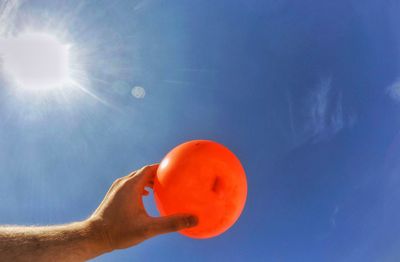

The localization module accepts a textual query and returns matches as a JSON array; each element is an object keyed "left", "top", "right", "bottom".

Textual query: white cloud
[
  {"left": 287, "top": 77, "right": 356, "bottom": 145},
  {"left": 308, "top": 77, "right": 332, "bottom": 136},
  {"left": 307, "top": 77, "right": 355, "bottom": 142},
  {"left": 387, "top": 79, "right": 400, "bottom": 102},
  {"left": 0, "top": 0, "right": 20, "bottom": 36},
  {"left": 330, "top": 205, "right": 340, "bottom": 227},
  {"left": 331, "top": 93, "right": 344, "bottom": 133}
]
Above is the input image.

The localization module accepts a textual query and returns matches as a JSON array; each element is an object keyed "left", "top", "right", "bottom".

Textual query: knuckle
[
  {"left": 111, "top": 178, "right": 122, "bottom": 187},
  {"left": 168, "top": 220, "right": 183, "bottom": 232},
  {"left": 118, "top": 178, "right": 131, "bottom": 188},
  {"left": 111, "top": 177, "right": 131, "bottom": 190}
]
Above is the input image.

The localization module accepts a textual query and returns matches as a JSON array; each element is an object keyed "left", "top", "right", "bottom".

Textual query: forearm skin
[{"left": 0, "top": 220, "right": 109, "bottom": 262}]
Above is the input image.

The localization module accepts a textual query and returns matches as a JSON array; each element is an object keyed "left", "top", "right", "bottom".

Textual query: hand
[{"left": 87, "top": 164, "right": 198, "bottom": 252}]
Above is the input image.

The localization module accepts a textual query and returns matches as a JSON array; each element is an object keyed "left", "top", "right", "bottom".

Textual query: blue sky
[{"left": 1, "top": 0, "right": 400, "bottom": 261}]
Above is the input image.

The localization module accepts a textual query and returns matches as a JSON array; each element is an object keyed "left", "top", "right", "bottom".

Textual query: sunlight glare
[{"left": 0, "top": 32, "right": 71, "bottom": 90}]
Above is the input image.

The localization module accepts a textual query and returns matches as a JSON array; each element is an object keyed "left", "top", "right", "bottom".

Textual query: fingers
[
  {"left": 130, "top": 164, "right": 159, "bottom": 189},
  {"left": 108, "top": 164, "right": 158, "bottom": 199},
  {"left": 148, "top": 214, "right": 198, "bottom": 235}
]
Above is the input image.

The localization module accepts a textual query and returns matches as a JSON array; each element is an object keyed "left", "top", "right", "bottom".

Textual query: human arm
[
  {"left": 0, "top": 221, "right": 104, "bottom": 262},
  {"left": 0, "top": 164, "right": 198, "bottom": 261}
]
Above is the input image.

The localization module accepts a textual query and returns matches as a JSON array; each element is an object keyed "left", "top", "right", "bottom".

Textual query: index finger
[{"left": 129, "top": 163, "right": 159, "bottom": 188}]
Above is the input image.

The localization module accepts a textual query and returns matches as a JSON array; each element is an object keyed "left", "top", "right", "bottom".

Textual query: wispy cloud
[
  {"left": 387, "top": 79, "right": 400, "bottom": 102},
  {"left": 308, "top": 77, "right": 332, "bottom": 136},
  {"left": 0, "top": 0, "right": 20, "bottom": 36},
  {"left": 330, "top": 205, "right": 340, "bottom": 227},
  {"left": 287, "top": 77, "right": 356, "bottom": 145},
  {"left": 307, "top": 77, "right": 356, "bottom": 142}
]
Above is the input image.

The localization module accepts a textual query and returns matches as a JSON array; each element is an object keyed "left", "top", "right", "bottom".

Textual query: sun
[{"left": 0, "top": 31, "right": 72, "bottom": 90}]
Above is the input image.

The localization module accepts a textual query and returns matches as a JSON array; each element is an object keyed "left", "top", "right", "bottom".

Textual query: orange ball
[{"left": 154, "top": 140, "right": 247, "bottom": 238}]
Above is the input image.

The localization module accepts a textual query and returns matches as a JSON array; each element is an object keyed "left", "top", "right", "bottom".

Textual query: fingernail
[{"left": 186, "top": 215, "right": 198, "bottom": 227}]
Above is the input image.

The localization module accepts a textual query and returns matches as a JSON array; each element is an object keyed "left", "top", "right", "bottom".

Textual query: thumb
[{"left": 149, "top": 214, "right": 198, "bottom": 235}]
